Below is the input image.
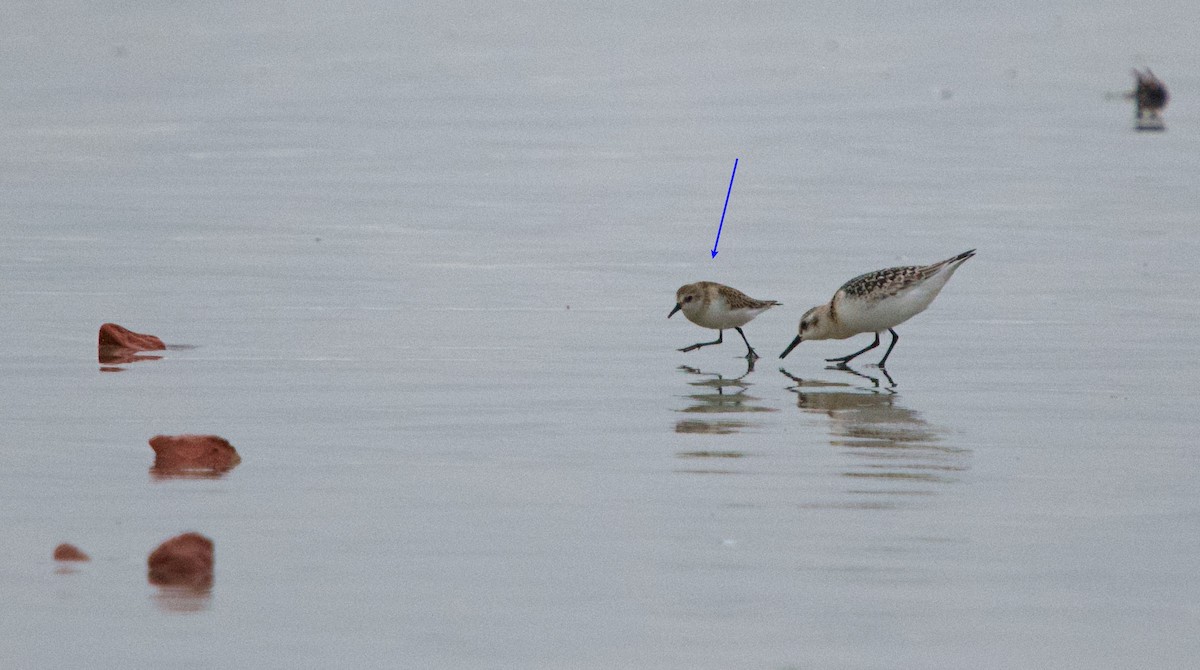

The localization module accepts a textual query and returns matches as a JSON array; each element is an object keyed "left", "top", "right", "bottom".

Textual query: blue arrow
[{"left": 712, "top": 158, "right": 738, "bottom": 258}]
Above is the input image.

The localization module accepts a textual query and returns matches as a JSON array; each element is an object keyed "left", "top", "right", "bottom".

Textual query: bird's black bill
[
  {"left": 668, "top": 303, "right": 682, "bottom": 318},
  {"left": 779, "top": 335, "right": 802, "bottom": 359}
]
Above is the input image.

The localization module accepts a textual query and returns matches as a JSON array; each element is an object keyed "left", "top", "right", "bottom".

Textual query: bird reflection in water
[
  {"left": 781, "top": 365, "right": 968, "bottom": 505},
  {"left": 674, "top": 360, "right": 776, "bottom": 436}
]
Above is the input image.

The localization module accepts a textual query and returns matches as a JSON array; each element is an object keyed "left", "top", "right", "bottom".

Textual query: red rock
[
  {"left": 149, "top": 434, "right": 241, "bottom": 478},
  {"left": 98, "top": 322, "right": 166, "bottom": 351},
  {"left": 98, "top": 323, "right": 166, "bottom": 365},
  {"left": 147, "top": 532, "right": 214, "bottom": 588},
  {"left": 53, "top": 543, "right": 90, "bottom": 562}
]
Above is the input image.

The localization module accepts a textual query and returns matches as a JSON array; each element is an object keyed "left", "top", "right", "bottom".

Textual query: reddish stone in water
[
  {"left": 98, "top": 323, "right": 165, "bottom": 351},
  {"left": 147, "top": 532, "right": 214, "bottom": 588},
  {"left": 149, "top": 434, "right": 241, "bottom": 477},
  {"left": 98, "top": 323, "right": 166, "bottom": 365},
  {"left": 53, "top": 543, "right": 90, "bottom": 562}
]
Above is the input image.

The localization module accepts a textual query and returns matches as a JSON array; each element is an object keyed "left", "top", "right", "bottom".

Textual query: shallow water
[{"left": 3, "top": 2, "right": 1200, "bottom": 668}]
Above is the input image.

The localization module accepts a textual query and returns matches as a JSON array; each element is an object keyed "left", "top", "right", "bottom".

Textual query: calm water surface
[{"left": 3, "top": 2, "right": 1200, "bottom": 668}]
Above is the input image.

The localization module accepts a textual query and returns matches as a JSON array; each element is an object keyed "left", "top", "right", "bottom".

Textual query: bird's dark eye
[{"left": 683, "top": 296, "right": 693, "bottom": 303}]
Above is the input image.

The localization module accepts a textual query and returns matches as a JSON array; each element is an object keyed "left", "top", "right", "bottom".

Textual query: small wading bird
[
  {"left": 780, "top": 250, "right": 975, "bottom": 367},
  {"left": 1130, "top": 68, "right": 1169, "bottom": 121},
  {"left": 669, "top": 282, "right": 780, "bottom": 360}
]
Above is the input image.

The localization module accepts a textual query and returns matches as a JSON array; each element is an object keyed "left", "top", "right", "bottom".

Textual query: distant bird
[
  {"left": 1131, "top": 68, "right": 1169, "bottom": 120},
  {"left": 780, "top": 250, "right": 975, "bottom": 367},
  {"left": 669, "top": 282, "right": 780, "bottom": 360}
]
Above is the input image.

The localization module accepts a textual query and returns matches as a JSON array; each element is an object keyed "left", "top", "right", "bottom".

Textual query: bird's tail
[
  {"left": 922, "top": 249, "right": 975, "bottom": 278},
  {"left": 944, "top": 249, "right": 976, "bottom": 266}
]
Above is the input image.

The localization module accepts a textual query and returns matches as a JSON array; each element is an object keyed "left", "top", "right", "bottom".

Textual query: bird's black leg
[
  {"left": 826, "top": 332, "right": 881, "bottom": 364},
  {"left": 734, "top": 327, "right": 759, "bottom": 360},
  {"left": 875, "top": 329, "right": 900, "bottom": 367},
  {"left": 679, "top": 330, "right": 723, "bottom": 353}
]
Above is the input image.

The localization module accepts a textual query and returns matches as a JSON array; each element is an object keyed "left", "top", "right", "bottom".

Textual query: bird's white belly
[
  {"left": 840, "top": 289, "right": 937, "bottom": 334},
  {"left": 689, "top": 305, "right": 760, "bottom": 330}
]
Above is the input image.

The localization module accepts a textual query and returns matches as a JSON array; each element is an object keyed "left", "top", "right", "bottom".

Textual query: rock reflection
[
  {"left": 674, "top": 362, "right": 776, "bottom": 436},
  {"left": 781, "top": 366, "right": 968, "bottom": 503},
  {"left": 152, "top": 586, "right": 212, "bottom": 613},
  {"left": 149, "top": 466, "right": 236, "bottom": 481},
  {"left": 98, "top": 349, "right": 164, "bottom": 369},
  {"left": 99, "top": 343, "right": 194, "bottom": 372}
]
